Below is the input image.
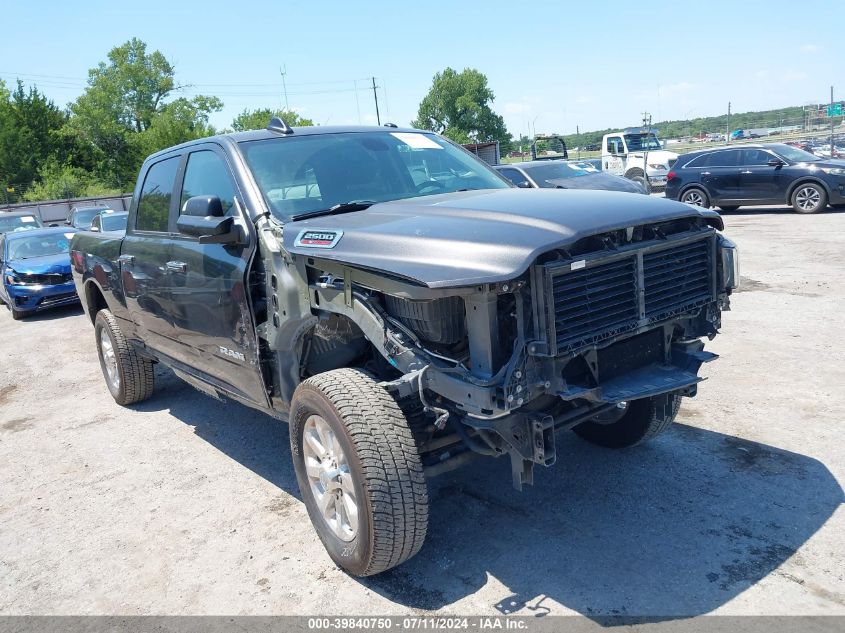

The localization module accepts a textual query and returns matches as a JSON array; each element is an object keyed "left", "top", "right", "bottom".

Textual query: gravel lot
[{"left": 1, "top": 205, "right": 843, "bottom": 617}]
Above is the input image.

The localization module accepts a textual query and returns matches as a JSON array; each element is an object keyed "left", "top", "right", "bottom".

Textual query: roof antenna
[
  {"left": 267, "top": 116, "right": 294, "bottom": 135},
  {"left": 383, "top": 122, "right": 398, "bottom": 128}
]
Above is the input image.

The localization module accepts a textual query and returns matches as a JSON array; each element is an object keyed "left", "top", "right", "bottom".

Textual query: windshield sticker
[
  {"left": 21, "top": 216, "right": 36, "bottom": 222},
  {"left": 390, "top": 133, "right": 443, "bottom": 150},
  {"left": 294, "top": 229, "right": 343, "bottom": 249}
]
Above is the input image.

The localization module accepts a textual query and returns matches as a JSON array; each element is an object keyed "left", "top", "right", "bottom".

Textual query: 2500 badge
[{"left": 294, "top": 229, "right": 343, "bottom": 248}]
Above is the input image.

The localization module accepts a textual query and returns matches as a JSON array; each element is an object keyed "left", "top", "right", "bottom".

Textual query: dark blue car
[
  {"left": 666, "top": 143, "right": 845, "bottom": 214},
  {"left": 0, "top": 227, "right": 80, "bottom": 320}
]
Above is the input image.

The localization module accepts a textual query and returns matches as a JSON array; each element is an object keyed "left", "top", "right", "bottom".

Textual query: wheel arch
[
  {"left": 83, "top": 279, "right": 109, "bottom": 324},
  {"left": 678, "top": 183, "right": 711, "bottom": 202},
  {"left": 786, "top": 177, "right": 831, "bottom": 203}
]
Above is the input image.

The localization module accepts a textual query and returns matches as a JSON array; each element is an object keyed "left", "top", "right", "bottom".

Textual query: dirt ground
[{"left": 1, "top": 204, "right": 843, "bottom": 616}]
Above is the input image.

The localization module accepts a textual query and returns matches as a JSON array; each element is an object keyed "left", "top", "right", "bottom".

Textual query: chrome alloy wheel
[
  {"left": 682, "top": 190, "right": 706, "bottom": 206},
  {"left": 302, "top": 415, "right": 359, "bottom": 541},
  {"left": 99, "top": 328, "right": 120, "bottom": 391},
  {"left": 795, "top": 186, "right": 821, "bottom": 212}
]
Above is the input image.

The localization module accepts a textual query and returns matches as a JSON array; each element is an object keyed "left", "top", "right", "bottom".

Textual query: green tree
[
  {"left": 69, "top": 38, "right": 222, "bottom": 188},
  {"left": 134, "top": 95, "right": 223, "bottom": 158},
  {"left": 23, "top": 160, "right": 120, "bottom": 201},
  {"left": 231, "top": 108, "right": 314, "bottom": 132},
  {"left": 0, "top": 81, "right": 67, "bottom": 197},
  {"left": 412, "top": 68, "right": 511, "bottom": 150}
]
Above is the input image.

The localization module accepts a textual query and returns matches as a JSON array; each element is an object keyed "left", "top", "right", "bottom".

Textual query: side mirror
[
  {"left": 183, "top": 195, "right": 224, "bottom": 218},
  {"left": 177, "top": 195, "right": 240, "bottom": 244},
  {"left": 516, "top": 181, "right": 533, "bottom": 188},
  {"left": 90, "top": 226, "right": 100, "bottom": 232},
  {"left": 767, "top": 158, "right": 785, "bottom": 167}
]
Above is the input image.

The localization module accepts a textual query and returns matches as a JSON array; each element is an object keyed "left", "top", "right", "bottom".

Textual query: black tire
[
  {"left": 573, "top": 393, "right": 682, "bottom": 448},
  {"left": 718, "top": 205, "right": 740, "bottom": 212},
  {"left": 11, "top": 307, "right": 34, "bottom": 320},
  {"left": 625, "top": 169, "right": 646, "bottom": 189},
  {"left": 94, "top": 309, "right": 154, "bottom": 405},
  {"left": 290, "top": 368, "right": 428, "bottom": 576},
  {"left": 681, "top": 187, "right": 710, "bottom": 208},
  {"left": 791, "top": 182, "right": 827, "bottom": 214}
]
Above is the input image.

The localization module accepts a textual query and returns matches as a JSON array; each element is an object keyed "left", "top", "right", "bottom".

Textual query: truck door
[
  {"left": 166, "top": 146, "right": 268, "bottom": 407},
  {"left": 120, "top": 155, "right": 181, "bottom": 351},
  {"left": 604, "top": 136, "right": 625, "bottom": 176}
]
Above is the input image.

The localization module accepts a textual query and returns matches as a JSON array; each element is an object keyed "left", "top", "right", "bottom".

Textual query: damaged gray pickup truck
[{"left": 71, "top": 120, "right": 738, "bottom": 576}]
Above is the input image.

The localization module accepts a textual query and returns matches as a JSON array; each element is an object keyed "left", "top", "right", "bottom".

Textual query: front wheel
[
  {"left": 792, "top": 183, "right": 827, "bottom": 214},
  {"left": 290, "top": 368, "right": 428, "bottom": 576},
  {"left": 11, "top": 307, "right": 34, "bottom": 320},
  {"left": 573, "top": 393, "right": 681, "bottom": 448}
]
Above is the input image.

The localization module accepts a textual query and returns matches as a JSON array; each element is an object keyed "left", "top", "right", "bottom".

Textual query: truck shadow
[
  {"left": 133, "top": 366, "right": 300, "bottom": 497},
  {"left": 133, "top": 375, "right": 843, "bottom": 619},
  {"left": 362, "top": 420, "right": 843, "bottom": 618}
]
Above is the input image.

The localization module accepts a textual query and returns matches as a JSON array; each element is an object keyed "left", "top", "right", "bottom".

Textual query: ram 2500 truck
[{"left": 71, "top": 120, "right": 738, "bottom": 576}]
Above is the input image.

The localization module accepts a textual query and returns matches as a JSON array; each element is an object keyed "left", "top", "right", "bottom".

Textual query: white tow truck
[{"left": 602, "top": 127, "right": 678, "bottom": 191}]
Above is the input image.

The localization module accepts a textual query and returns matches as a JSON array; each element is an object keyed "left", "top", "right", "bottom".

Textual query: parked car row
[
  {"left": 0, "top": 207, "right": 128, "bottom": 319},
  {"left": 665, "top": 143, "right": 845, "bottom": 214}
]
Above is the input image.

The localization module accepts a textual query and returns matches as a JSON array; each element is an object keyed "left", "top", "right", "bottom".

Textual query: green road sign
[{"left": 827, "top": 103, "right": 842, "bottom": 116}]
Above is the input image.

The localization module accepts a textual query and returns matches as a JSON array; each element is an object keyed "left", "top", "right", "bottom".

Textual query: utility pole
[
  {"left": 726, "top": 101, "right": 731, "bottom": 144},
  {"left": 576, "top": 125, "right": 580, "bottom": 160},
  {"left": 279, "top": 65, "right": 289, "bottom": 112},
  {"left": 642, "top": 112, "right": 652, "bottom": 194},
  {"left": 371, "top": 77, "right": 381, "bottom": 125}
]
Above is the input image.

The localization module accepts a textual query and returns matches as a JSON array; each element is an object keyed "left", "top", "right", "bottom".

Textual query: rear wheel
[
  {"left": 573, "top": 393, "right": 681, "bottom": 448},
  {"left": 94, "top": 309, "right": 154, "bottom": 405},
  {"left": 791, "top": 183, "right": 827, "bottom": 214},
  {"left": 290, "top": 368, "right": 428, "bottom": 576},
  {"left": 681, "top": 187, "right": 710, "bottom": 208},
  {"left": 718, "top": 205, "right": 739, "bottom": 212}
]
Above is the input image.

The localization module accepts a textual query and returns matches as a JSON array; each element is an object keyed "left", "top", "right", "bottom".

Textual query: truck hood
[
  {"left": 5, "top": 253, "right": 71, "bottom": 275},
  {"left": 283, "top": 189, "right": 723, "bottom": 288}
]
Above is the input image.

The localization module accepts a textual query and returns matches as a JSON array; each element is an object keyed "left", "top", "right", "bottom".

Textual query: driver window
[
  {"left": 606, "top": 137, "right": 623, "bottom": 154},
  {"left": 180, "top": 150, "right": 238, "bottom": 216}
]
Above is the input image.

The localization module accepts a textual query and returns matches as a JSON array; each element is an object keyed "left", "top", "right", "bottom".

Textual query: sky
[{"left": 1, "top": 0, "right": 842, "bottom": 138}]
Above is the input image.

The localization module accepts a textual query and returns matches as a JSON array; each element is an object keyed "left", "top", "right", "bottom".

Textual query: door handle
[
  {"left": 117, "top": 254, "right": 134, "bottom": 265},
  {"left": 741, "top": 170, "right": 753, "bottom": 174},
  {"left": 166, "top": 261, "right": 187, "bottom": 273},
  {"left": 701, "top": 171, "right": 711, "bottom": 176}
]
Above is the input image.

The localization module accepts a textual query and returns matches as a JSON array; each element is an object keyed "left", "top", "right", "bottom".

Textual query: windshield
[
  {"left": 100, "top": 213, "right": 128, "bottom": 232},
  {"left": 523, "top": 162, "right": 591, "bottom": 187},
  {"left": 240, "top": 131, "right": 509, "bottom": 221},
  {"left": 7, "top": 233, "right": 73, "bottom": 260},
  {"left": 624, "top": 134, "right": 663, "bottom": 151},
  {"left": 75, "top": 208, "right": 110, "bottom": 228},
  {"left": 0, "top": 215, "right": 41, "bottom": 233},
  {"left": 769, "top": 144, "right": 820, "bottom": 163}
]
